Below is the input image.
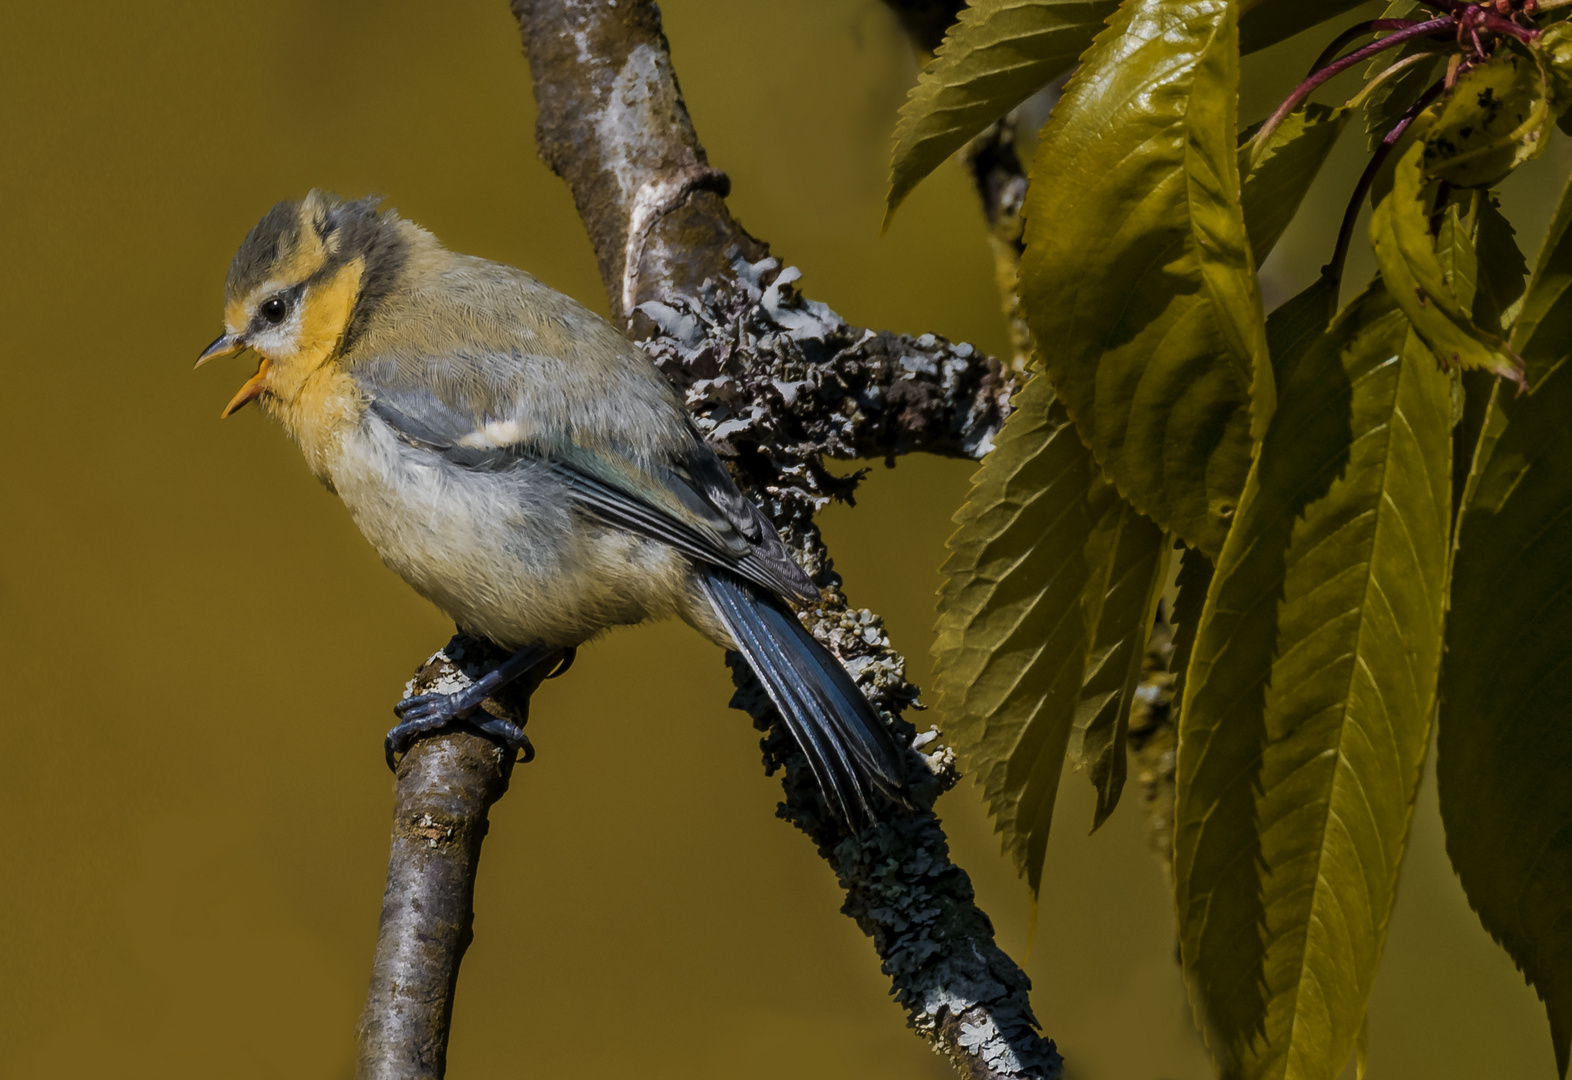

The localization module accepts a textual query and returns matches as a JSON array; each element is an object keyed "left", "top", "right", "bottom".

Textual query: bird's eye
[{"left": 260, "top": 297, "right": 289, "bottom": 324}]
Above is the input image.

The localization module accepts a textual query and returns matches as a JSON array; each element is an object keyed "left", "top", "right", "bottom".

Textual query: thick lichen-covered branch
[
  {"left": 511, "top": 1, "right": 1057, "bottom": 1077},
  {"left": 511, "top": 0, "right": 1016, "bottom": 463}
]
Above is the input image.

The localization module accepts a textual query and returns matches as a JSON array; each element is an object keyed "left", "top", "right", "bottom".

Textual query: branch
[
  {"left": 1127, "top": 616, "right": 1179, "bottom": 881},
  {"left": 960, "top": 112, "right": 1037, "bottom": 372},
  {"left": 516, "top": 0, "right": 1016, "bottom": 462},
  {"left": 512, "top": 3, "right": 1057, "bottom": 1077},
  {"left": 356, "top": 636, "right": 556, "bottom": 1080}
]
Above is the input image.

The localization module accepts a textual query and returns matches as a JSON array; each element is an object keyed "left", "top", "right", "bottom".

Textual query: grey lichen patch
[{"left": 637, "top": 253, "right": 1017, "bottom": 467}]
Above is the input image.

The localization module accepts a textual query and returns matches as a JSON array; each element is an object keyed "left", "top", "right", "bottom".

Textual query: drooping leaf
[
  {"left": 884, "top": 0, "right": 1118, "bottom": 226},
  {"left": 1242, "top": 104, "right": 1353, "bottom": 266},
  {"left": 1265, "top": 273, "right": 1341, "bottom": 385},
  {"left": 1068, "top": 492, "right": 1167, "bottom": 830},
  {"left": 1237, "top": 0, "right": 1370, "bottom": 57},
  {"left": 1512, "top": 163, "right": 1572, "bottom": 388},
  {"left": 935, "top": 367, "right": 1168, "bottom": 884},
  {"left": 1435, "top": 192, "right": 1527, "bottom": 517},
  {"left": 1176, "top": 285, "right": 1452, "bottom": 1080},
  {"left": 1020, "top": 0, "right": 1268, "bottom": 559},
  {"left": 1371, "top": 139, "right": 1524, "bottom": 383},
  {"left": 1441, "top": 356, "right": 1572, "bottom": 1079},
  {"left": 1166, "top": 543, "right": 1212, "bottom": 706},
  {"left": 1421, "top": 48, "right": 1553, "bottom": 189},
  {"left": 1433, "top": 192, "right": 1503, "bottom": 520},
  {"left": 1473, "top": 191, "right": 1529, "bottom": 335},
  {"left": 933, "top": 374, "right": 1102, "bottom": 892},
  {"left": 1436, "top": 193, "right": 1482, "bottom": 314}
]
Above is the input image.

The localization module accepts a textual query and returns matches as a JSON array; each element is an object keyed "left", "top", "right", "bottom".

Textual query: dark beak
[{"left": 194, "top": 332, "right": 243, "bottom": 369}]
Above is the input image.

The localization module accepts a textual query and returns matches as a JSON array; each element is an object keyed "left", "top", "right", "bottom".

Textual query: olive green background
[{"left": 0, "top": 2, "right": 1556, "bottom": 1076}]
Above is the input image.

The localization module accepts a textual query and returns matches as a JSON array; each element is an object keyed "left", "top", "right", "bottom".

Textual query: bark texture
[
  {"left": 515, "top": 0, "right": 1018, "bottom": 461},
  {"left": 356, "top": 637, "right": 553, "bottom": 1080},
  {"left": 511, "top": 3, "right": 1056, "bottom": 1077}
]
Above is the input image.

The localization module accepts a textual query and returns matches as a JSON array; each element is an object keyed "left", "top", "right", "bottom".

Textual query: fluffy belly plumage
[{"left": 324, "top": 418, "right": 702, "bottom": 649}]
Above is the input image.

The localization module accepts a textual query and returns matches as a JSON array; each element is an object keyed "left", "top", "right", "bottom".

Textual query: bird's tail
[{"left": 698, "top": 569, "right": 907, "bottom": 822}]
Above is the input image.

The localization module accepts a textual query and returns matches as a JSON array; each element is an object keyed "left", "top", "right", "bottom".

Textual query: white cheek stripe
[{"left": 238, "top": 279, "right": 308, "bottom": 355}]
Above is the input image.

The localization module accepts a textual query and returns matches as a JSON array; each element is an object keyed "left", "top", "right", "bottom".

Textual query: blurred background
[{"left": 0, "top": 1, "right": 1559, "bottom": 1076}]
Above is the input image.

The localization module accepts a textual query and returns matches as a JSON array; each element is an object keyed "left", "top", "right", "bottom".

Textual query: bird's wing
[
  {"left": 356, "top": 379, "right": 819, "bottom": 607},
  {"left": 341, "top": 257, "right": 818, "bottom": 603}
]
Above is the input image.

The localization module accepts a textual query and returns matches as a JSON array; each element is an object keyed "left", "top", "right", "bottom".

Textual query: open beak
[
  {"left": 195, "top": 332, "right": 270, "bottom": 418},
  {"left": 194, "top": 332, "right": 243, "bottom": 369},
  {"left": 220, "top": 357, "right": 271, "bottom": 418}
]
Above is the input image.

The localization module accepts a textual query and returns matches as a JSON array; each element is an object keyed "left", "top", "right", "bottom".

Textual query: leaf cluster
[{"left": 896, "top": 1, "right": 1572, "bottom": 1076}]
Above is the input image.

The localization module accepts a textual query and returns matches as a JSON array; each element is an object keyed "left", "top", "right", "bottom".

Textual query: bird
[{"left": 197, "top": 190, "right": 907, "bottom": 822}]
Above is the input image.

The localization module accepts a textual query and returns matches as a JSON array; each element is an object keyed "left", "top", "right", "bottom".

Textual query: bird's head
[{"left": 196, "top": 190, "right": 402, "bottom": 417}]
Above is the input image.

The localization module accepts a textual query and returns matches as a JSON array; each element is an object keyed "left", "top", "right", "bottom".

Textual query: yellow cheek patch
[
  {"left": 297, "top": 256, "right": 365, "bottom": 363},
  {"left": 242, "top": 255, "right": 365, "bottom": 422}
]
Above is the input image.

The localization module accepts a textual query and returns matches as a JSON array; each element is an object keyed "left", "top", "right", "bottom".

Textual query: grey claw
[{"left": 384, "top": 691, "right": 534, "bottom": 770}]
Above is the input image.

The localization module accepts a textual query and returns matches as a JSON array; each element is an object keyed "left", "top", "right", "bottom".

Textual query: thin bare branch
[{"left": 356, "top": 637, "right": 556, "bottom": 1080}]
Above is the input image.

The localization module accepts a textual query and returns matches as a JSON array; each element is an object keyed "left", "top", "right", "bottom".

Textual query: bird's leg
[{"left": 385, "top": 644, "right": 575, "bottom": 768}]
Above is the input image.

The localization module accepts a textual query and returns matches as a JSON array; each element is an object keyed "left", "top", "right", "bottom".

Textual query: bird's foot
[
  {"left": 383, "top": 642, "right": 571, "bottom": 770},
  {"left": 384, "top": 689, "right": 535, "bottom": 769}
]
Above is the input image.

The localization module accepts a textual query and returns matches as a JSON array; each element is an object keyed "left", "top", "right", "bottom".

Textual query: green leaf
[
  {"left": 1511, "top": 164, "right": 1572, "bottom": 388},
  {"left": 1438, "top": 192, "right": 1525, "bottom": 516},
  {"left": 884, "top": 0, "right": 1118, "bottom": 227},
  {"left": 1238, "top": 0, "right": 1369, "bottom": 57},
  {"left": 1068, "top": 492, "right": 1167, "bottom": 830},
  {"left": 935, "top": 369, "right": 1168, "bottom": 884},
  {"left": 1541, "top": 21, "right": 1572, "bottom": 117},
  {"left": 1371, "top": 140, "right": 1524, "bottom": 384},
  {"left": 1421, "top": 48, "right": 1553, "bottom": 189},
  {"left": 1265, "top": 273, "right": 1340, "bottom": 386},
  {"left": 1436, "top": 193, "right": 1481, "bottom": 315},
  {"left": 1167, "top": 543, "right": 1212, "bottom": 707},
  {"left": 1175, "top": 284, "right": 1452, "bottom": 1080},
  {"left": 1441, "top": 356, "right": 1572, "bottom": 1079},
  {"left": 1020, "top": 0, "right": 1268, "bottom": 559},
  {"left": 1473, "top": 192, "right": 1529, "bottom": 335},
  {"left": 1242, "top": 104, "right": 1353, "bottom": 267},
  {"left": 933, "top": 374, "right": 1102, "bottom": 892}
]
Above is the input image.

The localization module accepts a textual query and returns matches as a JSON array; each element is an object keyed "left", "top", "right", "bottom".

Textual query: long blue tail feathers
[{"left": 700, "top": 570, "right": 908, "bottom": 822}]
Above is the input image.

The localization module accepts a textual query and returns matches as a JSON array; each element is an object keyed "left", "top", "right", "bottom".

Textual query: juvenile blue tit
[{"left": 198, "top": 191, "right": 906, "bottom": 820}]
